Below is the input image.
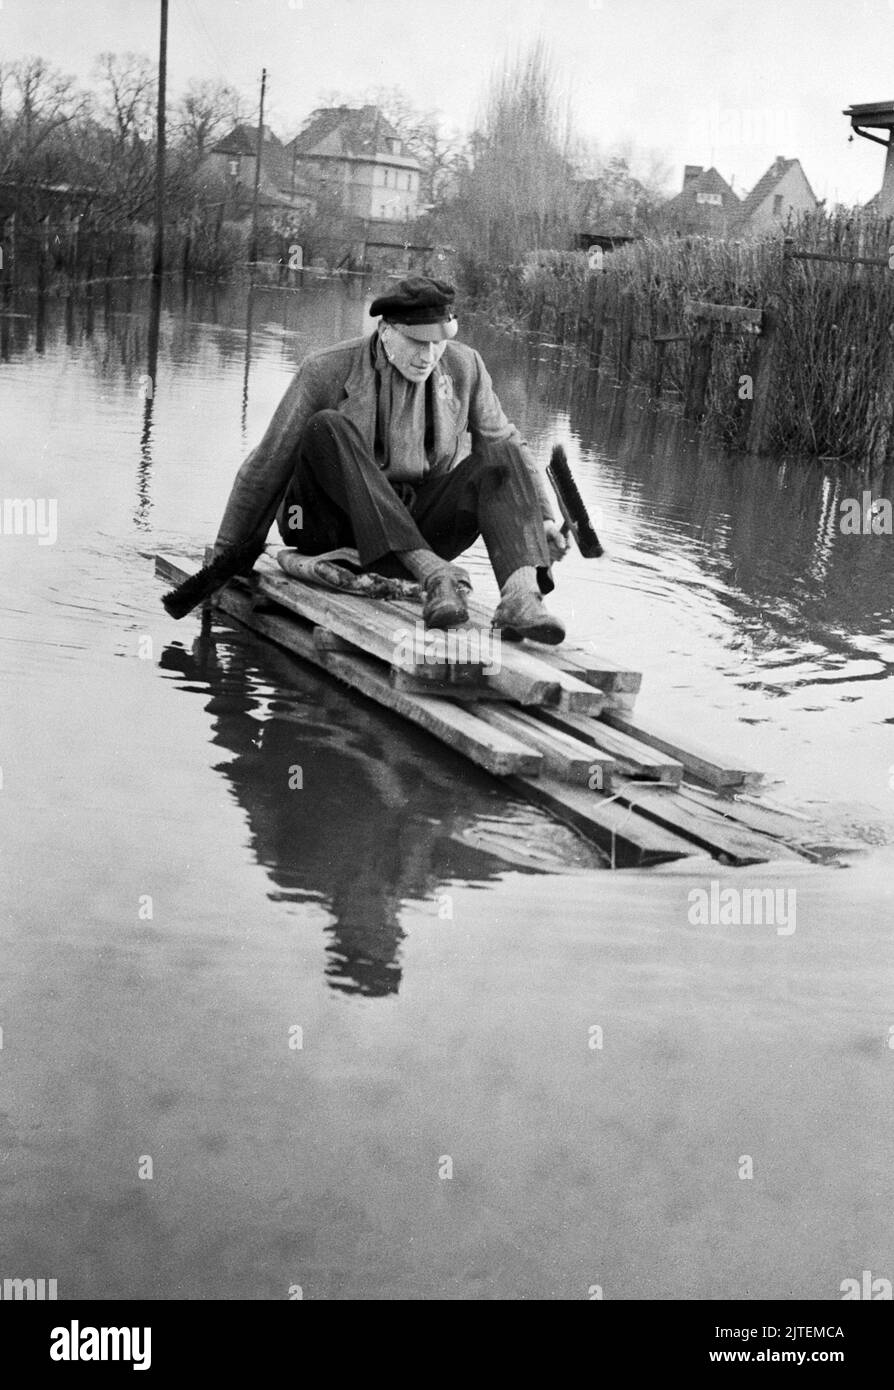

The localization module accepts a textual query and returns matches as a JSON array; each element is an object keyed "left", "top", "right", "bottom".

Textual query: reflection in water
[
  {"left": 472, "top": 324, "right": 894, "bottom": 701},
  {"left": 241, "top": 282, "right": 255, "bottom": 443},
  {"left": 136, "top": 277, "right": 163, "bottom": 530},
  {"left": 157, "top": 625, "right": 556, "bottom": 997}
]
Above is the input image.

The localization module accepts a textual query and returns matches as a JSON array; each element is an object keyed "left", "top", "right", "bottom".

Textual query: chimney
[{"left": 683, "top": 164, "right": 703, "bottom": 189}]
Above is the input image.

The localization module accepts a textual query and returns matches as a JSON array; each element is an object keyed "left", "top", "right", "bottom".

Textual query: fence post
[
  {"left": 745, "top": 297, "right": 780, "bottom": 454},
  {"left": 589, "top": 276, "right": 607, "bottom": 370},
  {"left": 528, "top": 284, "right": 544, "bottom": 335},
  {"left": 684, "top": 319, "right": 714, "bottom": 420},
  {"left": 651, "top": 338, "right": 667, "bottom": 400},
  {"left": 617, "top": 288, "right": 634, "bottom": 377}
]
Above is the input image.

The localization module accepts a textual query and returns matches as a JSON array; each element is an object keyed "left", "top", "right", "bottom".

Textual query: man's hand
[{"left": 544, "top": 520, "right": 570, "bottom": 563}]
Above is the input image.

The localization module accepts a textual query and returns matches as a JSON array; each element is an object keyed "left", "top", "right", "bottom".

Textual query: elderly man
[{"left": 214, "top": 275, "right": 568, "bottom": 642}]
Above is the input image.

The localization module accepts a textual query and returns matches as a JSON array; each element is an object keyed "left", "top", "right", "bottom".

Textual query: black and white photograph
[{"left": 0, "top": 0, "right": 892, "bottom": 1345}]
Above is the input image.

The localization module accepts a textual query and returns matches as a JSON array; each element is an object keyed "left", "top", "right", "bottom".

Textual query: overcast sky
[{"left": 3, "top": 0, "right": 894, "bottom": 205}]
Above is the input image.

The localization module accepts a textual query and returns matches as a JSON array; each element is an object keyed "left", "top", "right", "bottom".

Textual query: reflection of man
[
  {"left": 214, "top": 276, "right": 568, "bottom": 643},
  {"left": 158, "top": 633, "right": 517, "bottom": 998}
]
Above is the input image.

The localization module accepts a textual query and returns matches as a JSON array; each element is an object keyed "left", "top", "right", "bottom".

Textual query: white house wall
[{"left": 745, "top": 165, "right": 816, "bottom": 234}]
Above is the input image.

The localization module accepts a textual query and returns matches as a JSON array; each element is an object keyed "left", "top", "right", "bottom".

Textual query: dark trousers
[{"left": 277, "top": 409, "right": 553, "bottom": 592}]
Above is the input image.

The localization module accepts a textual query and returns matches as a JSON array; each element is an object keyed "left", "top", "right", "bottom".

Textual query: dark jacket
[{"left": 215, "top": 333, "right": 554, "bottom": 549}]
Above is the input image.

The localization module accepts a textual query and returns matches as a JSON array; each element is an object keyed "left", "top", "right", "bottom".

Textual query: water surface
[{"left": 0, "top": 278, "right": 891, "bottom": 1298}]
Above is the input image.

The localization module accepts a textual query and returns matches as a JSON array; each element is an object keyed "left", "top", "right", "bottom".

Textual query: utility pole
[
  {"left": 152, "top": 0, "right": 169, "bottom": 282},
  {"left": 249, "top": 68, "right": 267, "bottom": 264}
]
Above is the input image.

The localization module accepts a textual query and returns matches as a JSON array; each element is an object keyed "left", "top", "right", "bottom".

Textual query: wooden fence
[{"left": 523, "top": 234, "right": 894, "bottom": 456}]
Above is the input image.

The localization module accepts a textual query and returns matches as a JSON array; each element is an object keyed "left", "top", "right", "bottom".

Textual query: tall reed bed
[{"left": 479, "top": 212, "right": 894, "bottom": 463}]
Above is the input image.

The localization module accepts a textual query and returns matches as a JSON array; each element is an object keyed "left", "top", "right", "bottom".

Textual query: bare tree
[
  {"left": 176, "top": 79, "right": 245, "bottom": 164},
  {"left": 441, "top": 41, "right": 579, "bottom": 278},
  {"left": 93, "top": 52, "right": 156, "bottom": 146},
  {"left": 0, "top": 57, "right": 86, "bottom": 181}
]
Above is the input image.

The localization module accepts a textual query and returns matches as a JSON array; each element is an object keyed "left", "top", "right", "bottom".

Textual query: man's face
[{"left": 380, "top": 322, "right": 448, "bottom": 383}]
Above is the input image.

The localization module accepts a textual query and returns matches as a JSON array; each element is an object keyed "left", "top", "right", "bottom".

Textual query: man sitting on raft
[{"left": 213, "top": 275, "right": 569, "bottom": 643}]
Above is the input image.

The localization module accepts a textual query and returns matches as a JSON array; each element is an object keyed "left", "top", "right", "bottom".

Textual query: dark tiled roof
[
  {"left": 666, "top": 165, "right": 739, "bottom": 212},
  {"left": 212, "top": 124, "right": 283, "bottom": 157},
  {"left": 209, "top": 124, "right": 315, "bottom": 203},
  {"left": 287, "top": 105, "right": 417, "bottom": 164},
  {"left": 737, "top": 157, "right": 818, "bottom": 225}
]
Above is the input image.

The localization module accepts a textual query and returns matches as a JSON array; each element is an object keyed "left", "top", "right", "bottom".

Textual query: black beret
[{"left": 369, "top": 275, "right": 456, "bottom": 325}]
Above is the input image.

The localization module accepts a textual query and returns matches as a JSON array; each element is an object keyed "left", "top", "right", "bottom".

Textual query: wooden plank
[
  {"left": 388, "top": 595, "right": 605, "bottom": 713},
  {"left": 788, "top": 248, "right": 888, "bottom": 269},
  {"left": 389, "top": 669, "right": 507, "bottom": 702},
  {"left": 486, "top": 645, "right": 603, "bottom": 713},
  {"left": 216, "top": 576, "right": 697, "bottom": 863},
  {"left": 252, "top": 556, "right": 496, "bottom": 684},
  {"left": 535, "top": 709, "right": 684, "bottom": 784},
  {"left": 473, "top": 705, "right": 616, "bottom": 788},
  {"left": 684, "top": 299, "right": 763, "bottom": 327},
  {"left": 322, "top": 656, "right": 544, "bottom": 778},
  {"left": 505, "top": 772, "right": 702, "bottom": 868},
  {"left": 214, "top": 582, "right": 543, "bottom": 778},
  {"left": 532, "top": 644, "right": 642, "bottom": 696},
  {"left": 677, "top": 784, "right": 819, "bottom": 845},
  {"left": 602, "top": 711, "right": 763, "bottom": 788},
  {"left": 312, "top": 626, "right": 357, "bottom": 654},
  {"left": 463, "top": 597, "right": 633, "bottom": 702},
  {"left": 610, "top": 783, "right": 805, "bottom": 865},
  {"left": 156, "top": 552, "right": 198, "bottom": 587}
]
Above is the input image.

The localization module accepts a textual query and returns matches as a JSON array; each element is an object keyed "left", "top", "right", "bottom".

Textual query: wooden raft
[{"left": 155, "top": 551, "right": 816, "bottom": 869}]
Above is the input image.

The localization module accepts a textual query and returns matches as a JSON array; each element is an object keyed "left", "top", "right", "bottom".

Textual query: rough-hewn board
[
  {"left": 535, "top": 708, "right": 684, "bottom": 783},
  {"left": 506, "top": 773, "right": 701, "bottom": 868},
  {"left": 387, "top": 594, "right": 605, "bottom": 713},
  {"left": 602, "top": 711, "right": 763, "bottom": 788},
  {"left": 214, "top": 581, "right": 543, "bottom": 778},
  {"left": 677, "top": 785, "right": 818, "bottom": 844},
  {"left": 612, "top": 784, "right": 804, "bottom": 865},
  {"left": 474, "top": 705, "right": 616, "bottom": 787}
]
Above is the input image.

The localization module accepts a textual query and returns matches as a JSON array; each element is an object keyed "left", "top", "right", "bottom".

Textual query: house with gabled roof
[
  {"left": 735, "top": 156, "right": 819, "bottom": 235},
  {"left": 285, "top": 105, "right": 422, "bottom": 222},
  {"left": 205, "top": 124, "right": 315, "bottom": 215},
  {"left": 662, "top": 165, "right": 740, "bottom": 233}
]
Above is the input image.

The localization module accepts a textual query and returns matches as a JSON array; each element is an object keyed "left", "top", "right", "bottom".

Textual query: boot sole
[
  {"left": 424, "top": 606, "right": 469, "bottom": 630},
  {"left": 495, "top": 621, "right": 565, "bottom": 646}
]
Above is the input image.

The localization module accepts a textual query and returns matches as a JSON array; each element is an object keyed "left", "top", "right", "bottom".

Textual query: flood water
[{"left": 1, "top": 276, "right": 892, "bottom": 1299}]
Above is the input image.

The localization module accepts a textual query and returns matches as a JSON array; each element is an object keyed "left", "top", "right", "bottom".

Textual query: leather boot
[
  {"left": 492, "top": 590, "right": 565, "bottom": 645},
  {"left": 422, "top": 566, "right": 471, "bottom": 630}
]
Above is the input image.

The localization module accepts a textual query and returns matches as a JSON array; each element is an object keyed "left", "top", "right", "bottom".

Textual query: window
[
  {"left": 696, "top": 191, "right": 722, "bottom": 206},
  {"left": 227, "top": 157, "right": 240, "bottom": 178},
  {"left": 383, "top": 169, "right": 390, "bottom": 187},
  {"left": 773, "top": 193, "right": 783, "bottom": 215}
]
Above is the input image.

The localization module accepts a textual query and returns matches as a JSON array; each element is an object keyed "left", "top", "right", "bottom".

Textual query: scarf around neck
[{"left": 373, "top": 332, "right": 434, "bottom": 482}]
